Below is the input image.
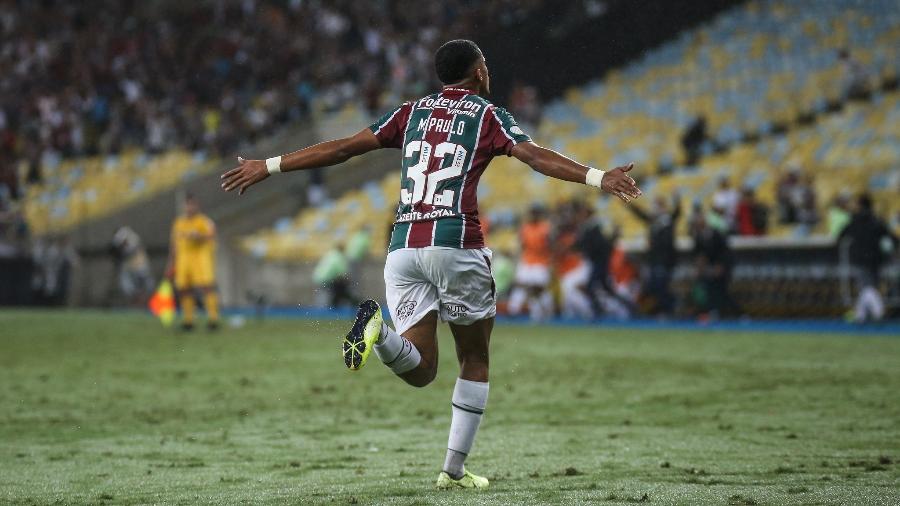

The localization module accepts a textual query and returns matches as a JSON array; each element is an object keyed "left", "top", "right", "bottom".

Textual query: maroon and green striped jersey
[{"left": 369, "top": 87, "right": 531, "bottom": 252}]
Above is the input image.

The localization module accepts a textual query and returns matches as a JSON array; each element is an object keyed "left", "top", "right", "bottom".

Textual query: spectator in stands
[
  {"left": 838, "top": 194, "right": 898, "bottom": 322},
  {"left": 712, "top": 176, "right": 739, "bottom": 230},
  {"left": 627, "top": 195, "right": 680, "bottom": 316},
  {"left": 0, "top": 0, "right": 548, "bottom": 167},
  {"left": 736, "top": 186, "right": 768, "bottom": 236},
  {"left": 796, "top": 174, "right": 819, "bottom": 228},
  {"left": 110, "top": 226, "right": 154, "bottom": 306},
  {"left": 776, "top": 168, "right": 800, "bottom": 223},
  {"left": 509, "top": 205, "right": 554, "bottom": 321},
  {"left": 838, "top": 49, "right": 871, "bottom": 100},
  {"left": 509, "top": 81, "right": 542, "bottom": 131},
  {"left": 777, "top": 168, "right": 818, "bottom": 227},
  {"left": 690, "top": 212, "right": 736, "bottom": 318},
  {"left": 307, "top": 169, "right": 328, "bottom": 207},
  {"left": 0, "top": 155, "right": 19, "bottom": 203},
  {"left": 680, "top": 115, "right": 707, "bottom": 166}
]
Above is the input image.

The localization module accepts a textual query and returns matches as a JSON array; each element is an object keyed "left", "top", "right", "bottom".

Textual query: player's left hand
[{"left": 221, "top": 157, "right": 268, "bottom": 195}]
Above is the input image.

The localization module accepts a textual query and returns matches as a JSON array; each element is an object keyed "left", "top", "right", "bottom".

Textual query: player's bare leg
[
  {"left": 394, "top": 311, "right": 439, "bottom": 387},
  {"left": 450, "top": 317, "right": 492, "bottom": 382},
  {"left": 437, "top": 317, "right": 492, "bottom": 489}
]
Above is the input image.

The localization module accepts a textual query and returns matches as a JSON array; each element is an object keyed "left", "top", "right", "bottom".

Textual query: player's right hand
[
  {"left": 221, "top": 157, "right": 268, "bottom": 195},
  {"left": 601, "top": 162, "right": 642, "bottom": 203}
]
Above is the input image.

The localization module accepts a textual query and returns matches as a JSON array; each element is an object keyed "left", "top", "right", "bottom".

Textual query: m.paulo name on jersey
[{"left": 369, "top": 86, "right": 531, "bottom": 252}]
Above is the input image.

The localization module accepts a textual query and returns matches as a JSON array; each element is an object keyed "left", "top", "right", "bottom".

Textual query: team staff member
[
  {"left": 167, "top": 194, "right": 219, "bottom": 330},
  {"left": 508, "top": 205, "right": 554, "bottom": 321}
]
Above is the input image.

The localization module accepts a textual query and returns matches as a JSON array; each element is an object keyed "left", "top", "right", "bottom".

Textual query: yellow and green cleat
[
  {"left": 436, "top": 469, "right": 489, "bottom": 489},
  {"left": 342, "top": 299, "right": 383, "bottom": 371}
]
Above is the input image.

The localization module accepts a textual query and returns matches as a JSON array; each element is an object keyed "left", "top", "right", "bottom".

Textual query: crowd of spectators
[{"left": 0, "top": 0, "right": 543, "bottom": 192}]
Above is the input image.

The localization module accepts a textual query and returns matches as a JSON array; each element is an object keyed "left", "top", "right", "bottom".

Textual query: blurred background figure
[
  {"left": 576, "top": 204, "right": 631, "bottom": 318},
  {"left": 509, "top": 81, "right": 542, "bottom": 132},
  {"left": 110, "top": 226, "right": 153, "bottom": 306},
  {"left": 777, "top": 168, "right": 818, "bottom": 228},
  {"left": 313, "top": 243, "right": 356, "bottom": 309},
  {"left": 838, "top": 48, "right": 871, "bottom": 101},
  {"left": 628, "top": 195, "right": 680, "bottom": 317},
  {"left": 345, "top": 226, "right": 372, "bottom": 293},
  {"left": 838, "top": 194, "right": 898, "bottom": 323},
  {"left": 608, "top": 241, "right": 641, "bottom": 319},
  {"left": 554, "top": 205, "right": 592, "bottom": 319},
  {"left": 509, "top": 205, "right": 553, "bottom": 321},
  {"left": 490, "top": 250, "right": 516, "bottom": 308},
  {"left": 691, "top": 212, "right": 736, "bottom": 319},
  {"left": 31, "top": 235, "right": 78, "bottom": 306},
  {"left": 167, "top": 195, "right": 219, "bottom": 331},
  {"left": 736, "top": 186, "right": 768, "bottom": 236},
  {"left": 827, "top": 192, "right": 853, "bottom": 238},
  {"left": 712, "top": 176, "right": 739, "bottom": 231},
  {"left": 680, "top": 115, "right": 707, "bottom": 166}
]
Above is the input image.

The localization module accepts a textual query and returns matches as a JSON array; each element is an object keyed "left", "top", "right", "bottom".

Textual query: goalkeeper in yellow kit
[{"left": 166, "top": 194, "right": 220, "bottom": 330}]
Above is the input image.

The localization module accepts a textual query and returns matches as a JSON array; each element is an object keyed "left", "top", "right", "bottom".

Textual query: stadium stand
[
  {"left": 22, "top": 150, "right": 218, "bottom": 235},
  {"left": 3, "top": 0, "right": 544, "bottom": 235},
  {"left": 241, "top": 0, "right": 900, "bottom": 261}
]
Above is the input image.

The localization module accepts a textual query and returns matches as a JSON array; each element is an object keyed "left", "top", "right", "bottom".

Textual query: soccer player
[
  {"left": 166, "top": 194, "right": 220, "bottom": 330},
  {"left": 221, "top": 39, "right": 641, "bottom": 489}
]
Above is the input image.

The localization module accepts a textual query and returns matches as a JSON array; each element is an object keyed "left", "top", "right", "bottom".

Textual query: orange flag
[{"left": 148, "top": 279, "right": 176, "bottom": 327}]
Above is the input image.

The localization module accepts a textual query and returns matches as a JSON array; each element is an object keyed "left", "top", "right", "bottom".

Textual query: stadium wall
[{"left": 234, "top": 235, "right": 896, "bottom": 318}]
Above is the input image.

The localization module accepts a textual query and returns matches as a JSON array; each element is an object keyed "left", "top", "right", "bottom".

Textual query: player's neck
[{"left": 441, "top": 83, "right": 479, "bottom": 95}]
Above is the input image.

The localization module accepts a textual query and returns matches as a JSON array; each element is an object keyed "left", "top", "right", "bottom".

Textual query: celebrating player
[
  {"left": 221, "top": 39, "right": 641, "bottom": 489},
  {"left": 166, "top": 194, "right": 220, "bottom": 331}
]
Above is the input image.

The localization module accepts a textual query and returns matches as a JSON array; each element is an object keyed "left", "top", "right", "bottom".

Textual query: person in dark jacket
[
  {"left": 628, "top": 195, "right": 680, "bottom": 315},
  {"left": 838, "top": 194, "right": 898, "bottom": 322},
  {"left": 691, "top": 212, "right": 737, "bottom": 317},
  {"left": 576, "top": 204, "right": 630, "bottom": 317}
]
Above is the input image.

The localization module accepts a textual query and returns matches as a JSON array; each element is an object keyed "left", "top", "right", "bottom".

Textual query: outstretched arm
[
  {"left": 510, "top": 141, "right": 641, "bottom": 203},
  {"left": 221, "top": 128, "right": 382, "bottom": 195}
]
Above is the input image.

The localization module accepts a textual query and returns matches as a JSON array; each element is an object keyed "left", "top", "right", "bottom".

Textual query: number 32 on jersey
[{"left": 401, "top": 140, "right": 467, "bottom": 207}]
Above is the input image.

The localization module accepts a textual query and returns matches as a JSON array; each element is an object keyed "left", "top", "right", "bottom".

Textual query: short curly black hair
[{"left": 434, "top": 40, "right": 483, "bottom": 84}]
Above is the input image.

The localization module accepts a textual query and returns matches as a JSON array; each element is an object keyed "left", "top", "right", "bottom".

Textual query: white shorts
[
  {"left": 514, "top": 262, "right": 551, "bottom": 287},
  {"left": 384, "top": 247, "right": 496, "bottom": 334}
]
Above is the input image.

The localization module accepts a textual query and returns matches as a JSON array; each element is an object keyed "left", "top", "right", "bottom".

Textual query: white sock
[
  {"left": 373, "top": 322, "right": 421, "bottom": 374},
  {"left": 443, "top": 378, "right": 489, "bottom": 479}
]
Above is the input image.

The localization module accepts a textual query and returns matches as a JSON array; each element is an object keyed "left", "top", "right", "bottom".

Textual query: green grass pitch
[{"left": 1, "top": 310, "right": 898, "bottom": 505}]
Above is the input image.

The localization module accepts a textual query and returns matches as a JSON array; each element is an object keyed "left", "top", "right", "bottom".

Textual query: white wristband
[
  {"left": 266, "top": 156, "right": 282, "bottom": 174},
  {"left": 585, "top": 167, "right": 605, "bottom": 188}
]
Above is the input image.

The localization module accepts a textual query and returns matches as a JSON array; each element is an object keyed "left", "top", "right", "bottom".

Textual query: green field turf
[{"left": 1, "top": 310, "right": 898, "bottom": 505}]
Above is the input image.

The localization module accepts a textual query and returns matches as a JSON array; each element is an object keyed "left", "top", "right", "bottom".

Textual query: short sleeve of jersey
[
  {"left": 484, "top": 106, "right": 532, "bottom": 157},
  {"left": 368, "top": 102, "right": 412, "bottom": 149}
]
